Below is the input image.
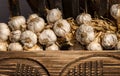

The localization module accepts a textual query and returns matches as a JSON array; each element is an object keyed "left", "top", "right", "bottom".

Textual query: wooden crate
[{"left": 0, "top": 51, "right": 120, "bottom": 76}]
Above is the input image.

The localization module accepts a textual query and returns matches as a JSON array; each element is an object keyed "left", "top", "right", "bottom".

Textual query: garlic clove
[
  {"left": 0, "top": 23, "right": 10, "bottom": 41},
  {"left": 76, "top": 24, "right": 95, "bottom": 45},
  {"left": 8, "top": 43, "right": 23, "bottom": 51},
  {"left": 46, "top": 43, "right": 59, "bottom": 51},
  {"left": 27, "top": 13, "right": 39, "bottom": 23},
  {"left": 20, "top": 30, "right": 37, "bottom": 48},
  {"left": 24, "top": 44, "right": 43, "bottom": 51},
  {"left": 76, "top": 13, "right": 92, "bottom": 25},
  {"left": 102, "top": 32, "right": 118, "bottom": 49},
  {"left": 39, "top": 29, "right": 57, "bottom": 46},
  {"left": 53, "top": 19, "right": 71, "bottom": 37},
  {"left": 0, "top": 41, "right": 8, "bottom": 51},
  {"left": 47, "top": 8, "right": 62, "bottom": 23},
  {"left": 9, "top": 30, "right": 21, "bottom": 42},
  {"left": 8, "top": 16, "right": 26, "bottom": 31},
  {"left": 27, "top": 17, "right": 45, "bottom": 33}
]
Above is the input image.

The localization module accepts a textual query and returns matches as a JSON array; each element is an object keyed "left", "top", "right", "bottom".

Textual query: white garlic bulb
[
  {"left": 27, "top": 17, "right": 45, "bottom": 33},
  {"left": 47, "top": 8, "right": 62, "bottom": 23},
  {"left": 39, "top": 29, "right": 57, "bottom": 46},
  {"left": 0, "top": 41, "right": 8, "bottom": 51},
  {"left": 8, "top": 43, "right": 23, "bottom": 51},
  {"left": 110, "top": 4, "right": 120, "bottom": 29},
  {"left": 8, "top": 16, "right": 26, "bottom": 31},
  {"left": 110, "top": 4, "right": 120, "bottom": 19},
  {"left": 76, "top": 13, "right": 92, "bottom": 25},
  {"left": 20, "top": 30, "right": 37, "bottom": 48},
  {"left": 24, "top": 44, "right": 43, "bottom": 51},
  {"left": 87, "top": 32, "right": 103, "bottom": 51},
  {"left": 46, "top": 43, "right": 59, "bottom": 51},
  {"left": 76, "top": 24, "right": 95, "bottom": 45},
  {"left": 116, "top": 41, "right": 120, "bottom": 50},
  {"left": 53, "top": 19, "right": 71, "bottom": 37},
  {"left": 0, "top": 23, "right": 10, "bottom": 41},
  {"left": 102, "top": 33, "right": 118, "bottom": 49},
  {"left": 27, "top": 13, "right": 39, "bottom": 23},
  {"left": 9, "top": 30, "right": 21, "bottom": 42}
]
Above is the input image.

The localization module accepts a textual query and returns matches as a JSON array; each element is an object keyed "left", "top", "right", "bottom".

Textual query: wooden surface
[{"left": 0, "top": 51, "right": 120, "bottom": 76}]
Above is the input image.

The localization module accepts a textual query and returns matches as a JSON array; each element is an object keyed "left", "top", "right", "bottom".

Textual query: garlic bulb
[
  {"left": 0, "top": 23, "right": 10, "bottom": 41},
  {"left": 39, "top": 29, "right": 57, "bottom": 46},
  {"left": 102, "top": 32, "right": 118, "bottom": 49},
  {"left": 110, "top": 4, "right": 120, "bottom": 29},
  {"left": 87, "top": 32, "right": 103, "bottom": 51},
  {"left": 9, "top": 30, "right": 21, "bottom": 42},
  {"left": 27, "top": 17, "right": 45, "bottom": 33},
  {"left": 53, "top": 19, "right": 71, "bottom": 37},
  {"left": 8, "top": 43, "right": 23, "bottom": 51},
  {"left": 46, "top": 43, "right": 59, "bottom": 51},
  {"left": 0, "top": 41, "right": 8, "bottom": 51},
  {"left": 20, "top": 30, "right": 37, "bottom": 48},
  {"left": 46, "top": 8, "right": 62, "bottom": 23},
  {"left": 116, "top": 41, "right": 120, "bottom": 50},
  {"left": 76, "top": 24, "right": 95, "bottom": 45},
  {"left": 24, "top": 44, "right": 43, "bottom": 51},
  {"left": 76, "top": 13, "right": 92, "bottom": 25},
  {"left": 8, "top": 16, "right": 26, "bottom": 31},
  {"left": 27, "top": 14, "right": 39, "bottom": 23}
]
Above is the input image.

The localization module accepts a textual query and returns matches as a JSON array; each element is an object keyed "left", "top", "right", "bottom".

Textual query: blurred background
[{"left": 0, "top": 0, "right": 32, "bottom": 23}]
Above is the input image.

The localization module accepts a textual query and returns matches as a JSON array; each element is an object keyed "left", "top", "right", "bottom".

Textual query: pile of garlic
[{"left": 1, "top": 5, "right": 120, "bottom": 52}]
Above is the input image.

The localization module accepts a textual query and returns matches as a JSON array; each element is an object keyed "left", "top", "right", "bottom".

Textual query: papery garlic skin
[
  {"left": 9, "top": 30, "right": 21, "bottom": 42},
  {"left": 8, "top": 43, "right": 23, "bottom": 51},
  {"left": 24, "top": 44, "right": 43, "bottom": 51},
  {"left": 0, "top": 41, "right": 8, "bottom": 51},
  {"left": 53, "top": 19, "right": 71, "bottom": 37},
  {"left": 27, "top": 14, "right": 39, "bottom": 23},
  {"left": 8, "top": 16, "right": 26, "bottom": 31},
  {"left": 39, "top": 29, "right": 57, "bottom": 46},
  {"left": 76, "top": 13, "right": 92, "bottom": 25},
  {"left": 76, "top": 24, "right": 95, "bottom": 45},
  {"left": 47, "top": 8, "right": 62, "bottom": 23},
  {"left": 20, "top": 30, "right": 37, "bottom": 48},
  {"left": 0, "top": 23, "right": 10, "bottom": 41},
  {"left": 87, "top": 42, "right": 103, "bottom": 51},
  {"left": 102, "top": 33, "right": 118, "bottom": 49},
  {"left": 110, "top": 4, "right": 120, "bottom": 19},
  {"left": 27, "top": 17, "right": 45, "bottom": 33},
  {"left": 46, "top": 43, "right": 59, "bottom": 51}
]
